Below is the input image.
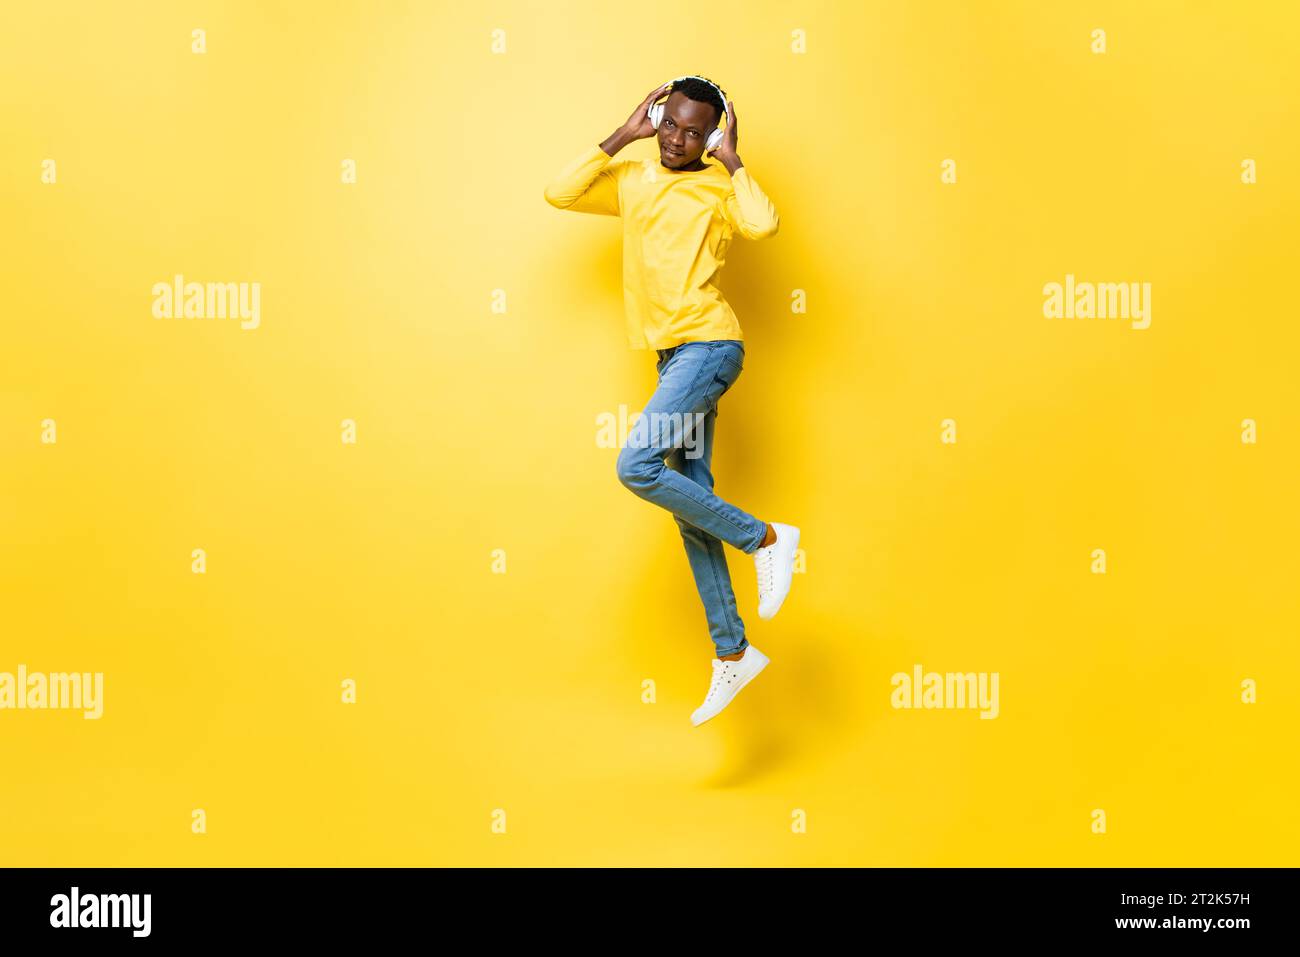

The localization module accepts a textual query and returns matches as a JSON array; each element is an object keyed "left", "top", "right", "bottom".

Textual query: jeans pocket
[
  {"left": 717, "top": 346, "right": 743, "bottom": 380},
  {"left": 711, "top": 347, "right": 744, "bottom": 401}
]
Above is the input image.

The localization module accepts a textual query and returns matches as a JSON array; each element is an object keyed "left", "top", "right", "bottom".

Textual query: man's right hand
[
  {"left": 600, "top": 82, "right": 672, "bottom": 157},
  {"left": 621, "top": 82, "right": 673, "bottom": 140}
]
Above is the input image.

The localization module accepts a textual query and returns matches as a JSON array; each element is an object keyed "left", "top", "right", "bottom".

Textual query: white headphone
[{"left": 647, "top": 75, "right": 729, "bottom": 151}]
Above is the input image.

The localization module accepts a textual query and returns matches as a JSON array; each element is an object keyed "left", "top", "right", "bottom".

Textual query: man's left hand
[{"left": 706, "top": 99, "right": 742, "bottom": 173}]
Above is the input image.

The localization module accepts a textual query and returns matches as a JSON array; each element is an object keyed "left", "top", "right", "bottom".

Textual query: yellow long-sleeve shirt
[{"left": 544, "top": 143, "right": 779, "bottom": 350}]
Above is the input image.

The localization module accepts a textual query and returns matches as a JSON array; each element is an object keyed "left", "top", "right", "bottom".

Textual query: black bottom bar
[{"left": 0, "top": 867, "right": 1287, "bottom": 943}]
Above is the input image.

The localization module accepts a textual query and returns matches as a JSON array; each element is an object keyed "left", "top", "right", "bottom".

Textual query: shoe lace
[
  {"left": 755, "top": 546, "right": 775, "bottom": 596},
  {"left": 705, "top": 660, "right": 734, "bottom": 702}
]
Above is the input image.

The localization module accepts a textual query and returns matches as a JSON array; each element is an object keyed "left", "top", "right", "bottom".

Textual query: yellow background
[{"left": 2, "top": 0, "right": 1296, "bottom": 866}]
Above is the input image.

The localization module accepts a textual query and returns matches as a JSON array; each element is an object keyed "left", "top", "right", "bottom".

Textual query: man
[{"left": 544, "top": 76, "right": 800, "bottom": 727}]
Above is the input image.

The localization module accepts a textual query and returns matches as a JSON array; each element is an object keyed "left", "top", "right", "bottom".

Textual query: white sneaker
[
  {"left": 690, "top": 646, "right": 770, "bottom": 727},
  {"left": 754, "top": 522, "right": 800, "bottom": 619}
]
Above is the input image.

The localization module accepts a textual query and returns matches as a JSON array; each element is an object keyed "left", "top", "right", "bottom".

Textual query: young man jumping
[{"left": 544, "top": 76, "right": 800, "bottom": 727}]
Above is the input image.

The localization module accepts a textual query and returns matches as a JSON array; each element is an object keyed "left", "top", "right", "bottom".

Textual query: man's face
[{"left": 657, "top": 91, "right": 721, "bottom": 170}]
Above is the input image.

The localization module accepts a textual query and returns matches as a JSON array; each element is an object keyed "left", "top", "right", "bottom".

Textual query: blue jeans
[{"left": 615, "top": 340, "right": 768, "bottom": 657}]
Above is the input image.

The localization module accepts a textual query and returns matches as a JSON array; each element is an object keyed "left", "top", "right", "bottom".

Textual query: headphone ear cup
[
  {"left": 706, "top": 127, "right": 723, "bottom": 151},
  {"left": 648, "top": 103, "right": 662, "bottom": 129}
]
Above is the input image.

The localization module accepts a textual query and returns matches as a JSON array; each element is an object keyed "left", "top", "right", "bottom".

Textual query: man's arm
[
  {"left": 543, "top": 143, "right": 627, "bottom": 216},
  {"left": 723, "top": 165, "right": 780, "bottom": 240},
  {"left": 707, "top": 98, "right": 779, "bottom": 240},
  {"left": 543, "top": 83, "right": 672, "bottom": 216}
]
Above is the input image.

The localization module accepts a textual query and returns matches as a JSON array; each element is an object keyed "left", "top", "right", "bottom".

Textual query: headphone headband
[{"left": 660, "top": 74, "right": 727, "bottom": 123}]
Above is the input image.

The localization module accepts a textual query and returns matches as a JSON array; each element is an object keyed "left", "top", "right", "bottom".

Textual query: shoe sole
[
  {"left": 758, "top": 527, "right": 801, "bottom": 620},
  {"left": 691, "top": 656, "right": 770, "bottom": 727}
]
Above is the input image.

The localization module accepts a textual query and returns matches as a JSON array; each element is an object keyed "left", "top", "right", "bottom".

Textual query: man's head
[{"left": 656, "top": 77, "right": 725, "bottom": 171}]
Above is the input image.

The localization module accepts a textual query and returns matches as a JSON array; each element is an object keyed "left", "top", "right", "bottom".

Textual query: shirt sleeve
[
  {"left": 543, "top": 143, "right": 627, "bottom": 217},
  {"left": 723, "top": 166, "right": 780, "bottom": 240}
]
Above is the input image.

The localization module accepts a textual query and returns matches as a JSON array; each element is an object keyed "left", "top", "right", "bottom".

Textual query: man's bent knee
[{"left": 616, "top": 445, "right": 663, "bottom": 495}]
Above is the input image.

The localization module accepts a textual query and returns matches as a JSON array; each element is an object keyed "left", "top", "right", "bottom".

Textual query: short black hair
[{"left": 670, "top": 76, "right": 725, "bottom": 128}]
